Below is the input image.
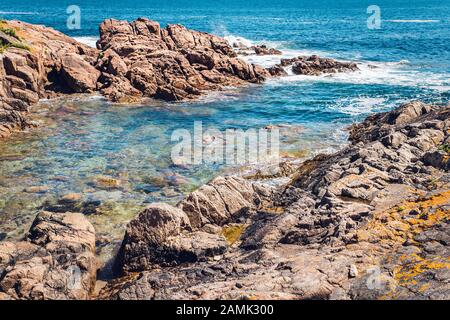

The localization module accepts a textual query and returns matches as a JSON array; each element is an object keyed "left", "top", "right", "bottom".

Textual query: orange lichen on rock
[
  {"left": 394, "top": 255, "right": 450, "bottom": 286},
  {"left": 222, "top": 224, "right": 246, "bottom": 245},
  {"left": 357, "top": 190, "right": 450, "bottom": 244}
]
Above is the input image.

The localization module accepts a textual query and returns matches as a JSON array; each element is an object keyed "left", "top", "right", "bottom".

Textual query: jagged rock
[
  {"left": 265, "top": 55, "right": 358, "bottom": 79},
  {"left": 267, "top": 54, "right": 359, "bottom": 77},
  {"left": 290, "top": 55, "right": 358, "bottom": 75},
  {"left": 0, "top": 30, "right": 18, "bottom": 46},
  {"left": 113, "top": 177, "right": 275, "bottom": 274},
  {"left": 104, "top": 102, "right": 450, "bottom": 300},
  {"left": 348, "top": 101, "right": 442, "bottom": 143},
  {"left": 423, "top": 150, "right": 450, "bottom": 171},
  {"left": 0, "top": 212, "right": 96, "bottom": 300},
  {"left": 0, "top": 20, "right": 98, "bottom": 138},
  {"left": 114, "top": 203, "right": 228, "bottom": 273},
  {"left": 97, "top": 18, "right": 269, "bottom": 102},
  {"left": 267, "top": 64, "right": 288, "bottom": 77},
  {"left": 1, "top": 19, "right": 449, "bottom": 302},
  {"left": 60, "top": 54, "right": 100, "bottom": 93},
  {"left": 178, "top": 176, "right": 264, "bottom": 228},
  {"left": 253, "top": 45, "right": 282, "bottom": 56},
  {"left": 1, "top": 18, "right": 270, "bottom": 139}
]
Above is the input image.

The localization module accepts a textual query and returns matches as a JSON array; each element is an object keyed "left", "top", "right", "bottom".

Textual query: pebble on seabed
[{"left": 23, "top": 186, "right": 50, "bottom": 193}]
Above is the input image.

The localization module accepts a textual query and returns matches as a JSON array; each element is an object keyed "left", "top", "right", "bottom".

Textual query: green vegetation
[
  {"left": 10, "top": 42, "right": 30, "bottom": 50},
  {"left": 0, "top": 41, "right": 30, "bottom": 53},
  {"left": 0, "top": 23, "right": 28, "bottom": 53},
  {"left": 0, "top": 19, "right": 30, "bottom": 54},
  {"left": 0, "top": 27, "right": 18, "bottom": 38},
  {"left": 438, "top": 143, "right": 450, "bottom": 154}
]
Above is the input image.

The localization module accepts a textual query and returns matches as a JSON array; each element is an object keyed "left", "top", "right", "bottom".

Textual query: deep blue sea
[{"left": 0, "top": 1, "right": 449, "bottom": 250}]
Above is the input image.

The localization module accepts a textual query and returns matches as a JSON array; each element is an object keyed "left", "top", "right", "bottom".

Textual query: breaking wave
[
  {"left": 386, "top": 19, "right": 440, "bottom": 23},
  {"left": 221, "top": 34, "right": 448, "bottom": 92},
  {"left": 73, "top": 36, "right": 98, "bottom": 48}
]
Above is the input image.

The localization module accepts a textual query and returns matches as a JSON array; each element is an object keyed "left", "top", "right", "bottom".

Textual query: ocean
[{"left": 0, "top": 0, "right": 449, "bottom": 255}]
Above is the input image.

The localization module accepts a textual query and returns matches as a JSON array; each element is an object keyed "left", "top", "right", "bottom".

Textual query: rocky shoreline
[
  {"left": 1, "top": 101, "right": 448, "bottom": 300},
  {"left": 99, "top": 101, "right": 450, "bottom": 300},
  {"left": 1, "top": 17, "right": 358, "bottom": 139},
  {"left": 0, "top": 18, "right": 448, "bottom": 301}
]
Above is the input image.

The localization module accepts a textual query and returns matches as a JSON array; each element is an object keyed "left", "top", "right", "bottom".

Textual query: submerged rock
[
  {"left": 42, "top": 193, "right": 101, "bottom": 215},
  {"left": 23, "top": 185, "right": 50, "bottom": 193},
  {"left": 93, "top": 175, "right": 123, "bottom": 190}
]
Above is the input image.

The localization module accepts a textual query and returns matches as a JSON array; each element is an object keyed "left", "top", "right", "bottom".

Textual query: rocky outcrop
[
  {"left": 0, "top": 19, "right": 447, "bottom": 301},
  {"left": 96, "top": 18, "right": 269, "bottom": 102},
  {"left": 0, "top": 211, "right": 97, "bottom": 300},
  {"left": 114, "top": 203, "right": 226, "bottom": 273},
  {"left": 268, "top": 55, "right": 358, "bottom": 77},
  {"left": 102, "top": 102, "right": 449, "bottom": 300},
  {"left": 234, "top": 44, "right": 283, "bottom": 56},
  {"left": 0, "top": 20, "right": 99, "bottom": 138},
  {"left": 114, "top": 177, "right": 274, "bottom": 274},
  {"left": 1, "top": 18, "right": 271, "bottom": 137},
  {"left": 0, "top": 18, "right": 359, "bottom": 139}
]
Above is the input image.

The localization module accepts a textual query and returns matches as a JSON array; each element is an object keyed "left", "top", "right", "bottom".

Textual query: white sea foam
[
  {"left": 223, "top": 33, "right": 450, "bottom": 92},
  {"left": 224, "top": 34, "right": 333, "bottom": 68},
  {"left": 386, "top": 19, "right": 440, "bottom": 23},
  {"left": 280, "top": 62, "right": 444, "bottom": 94},
  {"left": 73, "top": 36, "right": 98, "bottom": 48},
  {"left": 0, "top": 11, "right": 37, "bottom": 15},
  {"left": 265, "top": 59, "right": 449, "bottom": 92},
  {"left": 224, "top": 35, "right": 256, "bottom": 48},
  {"left": 330, "top": 97, "right": 391, "bottom": 116}
]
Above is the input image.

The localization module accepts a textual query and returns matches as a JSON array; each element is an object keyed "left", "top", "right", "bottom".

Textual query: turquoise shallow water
[{"left": 0, "top": 1, "right": 449, "bottom": 252}]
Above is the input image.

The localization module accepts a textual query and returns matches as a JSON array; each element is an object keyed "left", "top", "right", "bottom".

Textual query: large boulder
[
  {"left": 60, "top": 54, "right": 100, "bottom": 93},
  {"left": 1, "top": 17, "right": 271, "bottom": 139},
  {"left": 0, "top": 212, "right": 97, "bottom": 300},
  {"left": 178, "top": 176, "right": 264, "bottom": 228},
  {"left": 114, "top": 203, "right": 228, "bottom": 274},
  {"left": 114, "top": 176, "right": 275, "bottom": 274}
]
